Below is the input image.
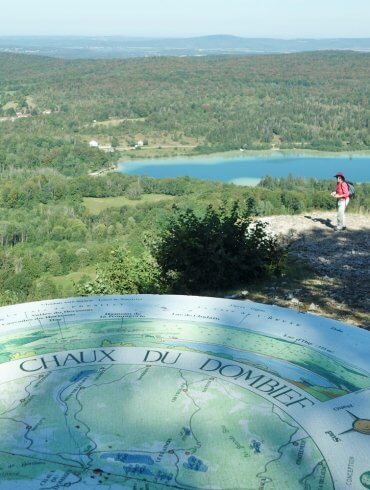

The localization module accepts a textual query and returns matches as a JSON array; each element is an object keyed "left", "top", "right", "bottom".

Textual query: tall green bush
[
  {"left": 153, "top": 203, "right": 285, "bottom": 294},
  {"left": 77, "top": 248, "right": 163, "bottom": 295}
]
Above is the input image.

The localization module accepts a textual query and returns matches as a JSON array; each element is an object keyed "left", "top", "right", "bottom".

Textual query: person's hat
[{"left": 334, "top": 172, "right": 345, "bottom": 179}]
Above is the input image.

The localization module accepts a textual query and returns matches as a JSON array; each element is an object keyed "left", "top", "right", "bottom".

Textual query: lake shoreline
[
  {"left": 90, "top": 148, "right": 370, "bottom": 178},
  {"left": 117, "top": 148, "right": 370, "bottom": 165}
]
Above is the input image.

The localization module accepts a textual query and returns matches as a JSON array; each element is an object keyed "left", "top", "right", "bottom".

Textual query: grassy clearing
[
  {"left": 2, "top": 101, "right": 17, "bottom": 110},
  {"left": 83, "top": 194, "right": 175, "bottom": 214},
  {"left": 52, "top": 266, "right": 96, "bottom": 296}
]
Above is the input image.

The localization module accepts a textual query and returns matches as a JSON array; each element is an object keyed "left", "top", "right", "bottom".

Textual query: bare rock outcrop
[{"left": 255, "top": 212, "right": 370, "bottom": 327}]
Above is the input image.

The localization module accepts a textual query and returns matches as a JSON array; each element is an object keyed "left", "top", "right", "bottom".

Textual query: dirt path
[{"left": 245, "top": 212, "right": 370, "bottom": 328}]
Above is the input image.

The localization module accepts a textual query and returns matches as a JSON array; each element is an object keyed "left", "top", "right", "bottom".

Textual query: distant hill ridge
[{"left": 1, "top": 35, "right": 370, "bottom": 59}]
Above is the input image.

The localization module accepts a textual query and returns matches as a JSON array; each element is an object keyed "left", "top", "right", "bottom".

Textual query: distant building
[
  {"left": 89, "top": 140, "right": 99, "bottom": 148},
  {"left": 136, "top": 140, "right": 144, "bottom": 147}
]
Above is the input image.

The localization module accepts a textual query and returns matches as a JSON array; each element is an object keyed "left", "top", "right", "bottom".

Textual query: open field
[
  {"left": 83, "top": 194, "right": 175, "bottom": 214},
  {"left": 51, "top": 266, "right": 97, "bottom": 295}
]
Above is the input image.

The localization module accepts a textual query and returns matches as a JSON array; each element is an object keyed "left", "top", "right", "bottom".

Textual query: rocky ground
[{"left": 236, "top": 212, "right": 370, "bottom": 328}]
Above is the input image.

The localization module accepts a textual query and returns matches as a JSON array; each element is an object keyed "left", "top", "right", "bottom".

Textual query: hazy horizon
[
  {"left": 1, "top": 34, "right": 370, "bottom": 40},
  {"left": 1, "top": 0, "right": 369, "bottom": 38}
]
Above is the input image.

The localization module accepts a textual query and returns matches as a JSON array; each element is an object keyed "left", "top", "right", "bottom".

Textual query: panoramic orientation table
[{"left": 0, "top": 295, "right": 369, "bottom": 489}]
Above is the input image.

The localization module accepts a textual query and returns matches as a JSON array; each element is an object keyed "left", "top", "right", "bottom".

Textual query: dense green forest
[
  {"left": 1, "top": 51, "right": 370, "bottom": 176},
  {"left": 0, "top": 52, "right": 369, "bottom": 304},
  {"left": 0, "top": 168, "right": 369, "bottom": 304}
]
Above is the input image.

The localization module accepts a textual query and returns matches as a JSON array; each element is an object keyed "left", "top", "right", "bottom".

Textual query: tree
[
  {"left": 77, "top": 248, "right": 163, "bottom": 295},
  {"left": 125, "top": 182, "right": 143, "bottom": 200},
  {"left": 5, "top": 107, "right": 16, "bottom": 117},
  {"left": 111, "top": 136, "right": 119, "bottom": 148},
  {"left": 31, "top": 277, "right": 58, "bottom": 301},
  {"left": 0, "top": 289, "right": 20, "bottom": 306}
]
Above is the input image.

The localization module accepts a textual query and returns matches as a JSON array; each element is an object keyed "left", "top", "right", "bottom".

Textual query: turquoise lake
[{"left": 118, "top": 153, "right": 370, "bottom": 184}]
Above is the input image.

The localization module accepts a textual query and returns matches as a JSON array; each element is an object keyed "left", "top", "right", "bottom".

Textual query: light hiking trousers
[{"left": 337, "top": 198, "right": 349, "bottom": 229}]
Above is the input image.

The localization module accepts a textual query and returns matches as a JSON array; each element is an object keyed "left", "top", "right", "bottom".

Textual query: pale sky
[{"left": 1, "top": 0, "right": 369, "bottom": 38}]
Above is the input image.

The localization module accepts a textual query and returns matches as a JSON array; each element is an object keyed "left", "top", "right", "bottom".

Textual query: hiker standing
[{"left": 331, "top": 172, "right": 350, "bottom": 231}]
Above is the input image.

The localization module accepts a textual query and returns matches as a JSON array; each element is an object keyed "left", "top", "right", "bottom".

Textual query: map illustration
[{"left": 0, "top": 295, "right": 369, "bottom": 489}]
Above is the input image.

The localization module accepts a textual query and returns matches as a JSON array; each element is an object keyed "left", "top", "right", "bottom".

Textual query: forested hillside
[
  {"left": 1, "top": 51, "right": 370, "bottom": 177},
  {"left": 0, "top": 168, "right": 368, "bottom": 305},
  {"left": 0, "top": 52, "right": 369, "bottom": 306}
]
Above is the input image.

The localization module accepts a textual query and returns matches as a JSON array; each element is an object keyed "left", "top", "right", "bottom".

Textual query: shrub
[
  {"left": 77, "top": 248, "right": 163, "bottom": 295},
  {"left": 153, "top": 203, "right": 285, "bottom": 294}
]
